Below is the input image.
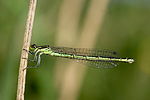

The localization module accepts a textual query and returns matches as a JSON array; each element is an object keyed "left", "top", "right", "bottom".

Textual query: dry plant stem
[{"left": 16, "top": 0, "right": 37, "bottom": 100}]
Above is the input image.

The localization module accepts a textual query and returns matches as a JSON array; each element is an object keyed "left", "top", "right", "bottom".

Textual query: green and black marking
[{"left": 25, "top": 44, "right": 134, "bottom": 68}]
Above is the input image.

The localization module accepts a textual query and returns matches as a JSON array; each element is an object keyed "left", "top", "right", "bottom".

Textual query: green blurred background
[{"left": 0, "top": 0, "right": 150, "bottom": 100}]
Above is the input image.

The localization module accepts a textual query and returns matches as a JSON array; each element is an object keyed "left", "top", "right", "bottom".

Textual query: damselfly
[{"left": 24, "top": 44, "right": 134, "bottom": 68}]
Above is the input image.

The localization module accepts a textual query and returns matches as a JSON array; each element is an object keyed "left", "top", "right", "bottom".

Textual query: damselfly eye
[{"left": 31, "top": 44, "right": 37, "bottom": 48}]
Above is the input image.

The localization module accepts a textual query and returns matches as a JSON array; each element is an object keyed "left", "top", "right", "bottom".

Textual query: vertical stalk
[{"left": 16, "top": 0, "right": 37, "bottom": 100}]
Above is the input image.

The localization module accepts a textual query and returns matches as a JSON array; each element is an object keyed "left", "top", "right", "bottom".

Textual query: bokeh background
[{"left": 0, "top": 0, "right": 150, "bottom": 100}]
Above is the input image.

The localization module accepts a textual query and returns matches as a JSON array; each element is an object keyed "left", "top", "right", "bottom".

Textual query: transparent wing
[
  {"left": 50, "top": 47, "right": 119, "bottom": 68},
  {"left": 50, "top": 47, "right": 117, "bottom": 57}
]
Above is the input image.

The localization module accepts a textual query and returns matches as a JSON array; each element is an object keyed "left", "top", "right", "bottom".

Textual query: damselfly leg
[{"left": 22, "top": 48, "right": 42, "bottom": 68}]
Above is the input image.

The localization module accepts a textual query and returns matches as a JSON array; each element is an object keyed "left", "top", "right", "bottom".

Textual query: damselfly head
[
  {"left": 29, "top": 44, "right": 37, "bottom": 52},
  {"left": 30, "top": 44, "right": 37, "bottom": 48}
]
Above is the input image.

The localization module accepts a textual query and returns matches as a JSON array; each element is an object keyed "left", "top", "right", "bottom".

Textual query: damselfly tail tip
[{"left": 127, "top": 58, "right": 134, "bottom": 63}]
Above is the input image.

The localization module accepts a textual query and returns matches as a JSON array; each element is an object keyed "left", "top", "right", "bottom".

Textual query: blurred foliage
[{"left": 0, "top": 0, "right": 150, "bottom": 100}]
